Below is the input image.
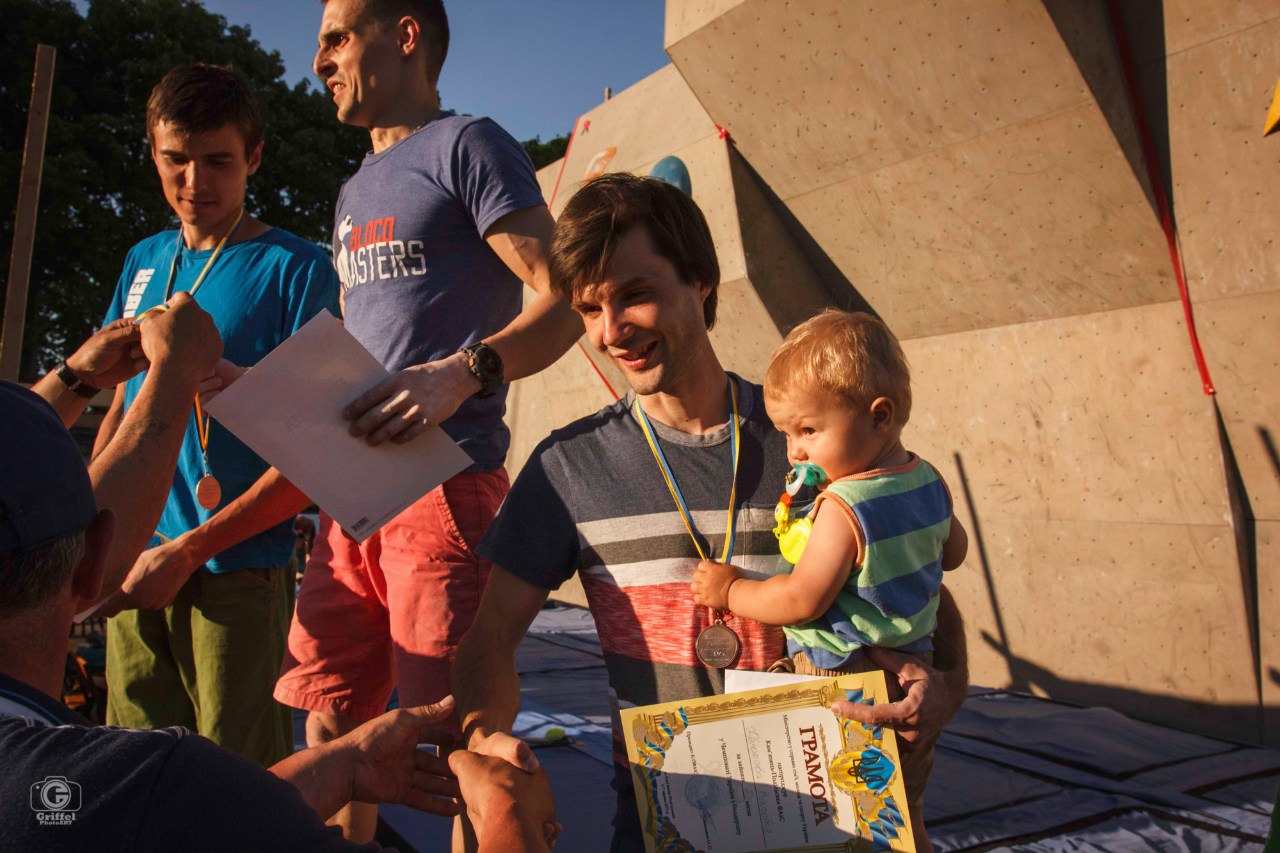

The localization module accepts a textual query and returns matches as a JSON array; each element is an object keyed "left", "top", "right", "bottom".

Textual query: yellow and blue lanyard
[{"left": 632, "top": 376, "right": 741, "bottom": 564}]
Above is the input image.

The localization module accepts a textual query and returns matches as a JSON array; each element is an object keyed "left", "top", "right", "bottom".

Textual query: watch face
[
  {"left": 464, "top": 343, "right": 503, "bottom": 398},
  {"left": 475, "top": 348, "right": 501, "bottom": 373}
]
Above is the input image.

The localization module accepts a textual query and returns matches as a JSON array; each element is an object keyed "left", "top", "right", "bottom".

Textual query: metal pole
[{"left": 1, "top": 44, "right": 57, "bottom": 382}]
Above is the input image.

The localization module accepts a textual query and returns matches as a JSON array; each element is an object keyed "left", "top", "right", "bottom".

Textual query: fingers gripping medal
[{"left": 634, "top": 377, "right": 743, "bottom": 669}]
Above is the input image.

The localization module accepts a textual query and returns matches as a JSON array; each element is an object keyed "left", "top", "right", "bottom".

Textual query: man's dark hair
[
  {"left": 0, "top": 532, "right": 84, "bottom": 616},
  {"left": 146, "top": 64, "right": 264, "bottom": 156},
  {"left": 548, "top": 173, "right": 721, "bottom": 329},
  {"left": 349, "top": 0, "right": 450, "bottom": 84}
]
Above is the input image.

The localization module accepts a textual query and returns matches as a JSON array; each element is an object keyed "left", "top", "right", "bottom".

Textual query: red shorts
[{"left": 274, "top": 469, "right": 508, "bottom": 721}]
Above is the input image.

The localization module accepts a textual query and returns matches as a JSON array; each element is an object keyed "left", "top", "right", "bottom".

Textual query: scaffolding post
[{"left": 1, "top": 44, "right": 57, "bottom": 382}]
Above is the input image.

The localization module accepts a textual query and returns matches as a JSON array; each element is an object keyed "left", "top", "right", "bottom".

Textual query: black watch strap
[
  {"left": 460, "top": 342, "right": 503, "bottom": 399},
  {"left": 55, "top": 361, "right": 99, "bottom": 399}
]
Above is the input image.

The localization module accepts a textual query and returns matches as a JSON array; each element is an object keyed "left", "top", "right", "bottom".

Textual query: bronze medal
[
  {"left": 695, "top": 620, "right": 741, "bottom": 669},
  {"left": 196, "top": 474, "right": 222, "bottom": 510}
]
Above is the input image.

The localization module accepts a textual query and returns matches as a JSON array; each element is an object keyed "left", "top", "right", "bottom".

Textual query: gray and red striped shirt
[{"left": 479, "top": 375, "right": 792, "bottom": 767}]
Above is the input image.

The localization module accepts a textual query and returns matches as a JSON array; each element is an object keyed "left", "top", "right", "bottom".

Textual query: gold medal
[
  {"left": 695, "top": 620, "right": 741, "bottom": 669},
  {"left": 196, "top": 474, "right": 222, "bottom": 510}
]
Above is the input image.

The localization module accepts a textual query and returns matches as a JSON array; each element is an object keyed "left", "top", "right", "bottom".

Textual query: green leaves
[{"left": 0, "top": 0, "right": 367, "bottom": 378}]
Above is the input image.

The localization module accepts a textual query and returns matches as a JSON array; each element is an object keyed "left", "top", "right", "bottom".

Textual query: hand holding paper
[
  {"left": 204, "top": 313, "right": 471, "bottom": 542},
  {"left": 342, "top": 354, "right": 480, "bottom": 446}
]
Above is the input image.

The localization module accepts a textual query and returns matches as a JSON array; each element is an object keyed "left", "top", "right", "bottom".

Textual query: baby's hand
[{"left": 691, "top": 560, "right": 741, "bottom": 610}]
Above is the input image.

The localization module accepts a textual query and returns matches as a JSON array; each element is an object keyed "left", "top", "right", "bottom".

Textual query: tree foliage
[
  {"left": 522, "top": 134, "right": 570, "bottom": 171},
  {"left": 0, "top": 0, "right": 368, "bottom": 378}
]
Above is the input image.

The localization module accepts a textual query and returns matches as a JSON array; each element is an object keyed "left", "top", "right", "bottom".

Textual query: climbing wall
[
  {"left": 505, "top": 63, "right": 831, "bottom": 478},
  {"left": 1145, "top": 1, "right": 1280, "bottom": 740},
  {"left": 656, "top": 0, "right": 1276, "bottom": 741},
  {"left": 506, "top": 0, "right": 1279, "bottom": 741}
]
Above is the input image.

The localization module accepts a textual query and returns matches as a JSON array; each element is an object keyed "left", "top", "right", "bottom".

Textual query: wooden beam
[{"left": 1, "top": 44, "right": 57, "bottom": 382}]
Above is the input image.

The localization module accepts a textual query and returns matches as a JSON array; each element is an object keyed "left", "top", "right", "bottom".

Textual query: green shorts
[{"left": 106, "top": 564, "right": 295, "bottom": 768}]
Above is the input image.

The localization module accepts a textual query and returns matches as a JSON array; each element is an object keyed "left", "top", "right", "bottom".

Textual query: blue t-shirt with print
[
  {"left": 105, "top": 227, "right": 340, "bottom": 573},
  {"left": 332, "top": 112, "right": 545, "bottom": 472}
]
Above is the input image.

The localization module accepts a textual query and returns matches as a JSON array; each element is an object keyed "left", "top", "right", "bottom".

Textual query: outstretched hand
[
  {"left": 97, "top": 537, "right": 199, "bottom": 616},
  {"left": 63, "top": 318, "right": 148, "bottom": 390},
  {"left": 135, "top": 292, "right": 223, "bottom": 378},
  {"left": 830, "top": 647, "right": 967, "bottom": 747},
  {"left": 450, "top": 749, "right": 559, "bottom": 852},
  {"left": 197, "top": 358, "right": 247, "bottom": 404},
  {"left": 470, "top": 730, "right": 540, "bottom": 773},
  {"left": 340, "top": 700, "right": 462, "bottom": 815}
]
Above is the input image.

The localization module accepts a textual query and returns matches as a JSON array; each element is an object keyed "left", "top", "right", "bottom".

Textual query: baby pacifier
[{"left": 773, "top": 463, "right": 827, "bottom": 564}]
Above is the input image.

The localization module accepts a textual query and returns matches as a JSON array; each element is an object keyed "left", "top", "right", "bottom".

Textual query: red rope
[
  {"left": 543, "top": 116, "right": 620, "bottom": 401},
  {"left": 546, "top": 116, "right": 579, "bottom": 212},
  {"left": 1106, "top": 0, "right": 1215, "bottom": 395},
  {"left": 577, "top": 342, "right": 619, "bottom": 400}
]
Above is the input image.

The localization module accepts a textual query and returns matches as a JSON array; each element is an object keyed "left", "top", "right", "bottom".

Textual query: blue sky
[{"left": 77, "top": 0, "right": 670, "bottom": 143}]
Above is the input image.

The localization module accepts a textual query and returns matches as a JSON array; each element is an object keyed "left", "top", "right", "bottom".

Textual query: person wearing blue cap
[
  {"left": 0, "top": 301, "right": 556, "bottom": 851},
  {"left": 23, "top": 293, "right": 221, "bottom": 590}
]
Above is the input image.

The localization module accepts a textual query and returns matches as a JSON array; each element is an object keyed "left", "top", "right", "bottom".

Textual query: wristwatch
[
  {"left": 459, "top": 342, "right": 504, "bottom": 399},
  {"left": 55, "top": 360, "right": 100, "bottom": 399}
]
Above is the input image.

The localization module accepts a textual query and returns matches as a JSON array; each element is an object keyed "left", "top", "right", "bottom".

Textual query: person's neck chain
[
  {"left": 634, "top": 376, "right": 742, "bottom": 669},
  {"left": 414, "top": 107, "right": 443, "bottom": 133}
]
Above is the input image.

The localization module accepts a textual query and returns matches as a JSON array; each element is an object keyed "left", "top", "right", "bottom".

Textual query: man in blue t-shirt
[
  {"left": 271, "top": 0, "right": 584, "bottom": 842},
  {"left": 93, "top": 64, "right": 340, "bottom": 768}
]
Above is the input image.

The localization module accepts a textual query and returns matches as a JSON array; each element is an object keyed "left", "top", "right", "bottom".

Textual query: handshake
[{"left": 284, "top": 696, "right": 559, "bottom": 852}]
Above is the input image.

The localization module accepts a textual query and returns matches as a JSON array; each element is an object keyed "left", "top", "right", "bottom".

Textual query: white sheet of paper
[
  {"left": 724, "top": 669, "right": 824, "bottom": 693},
  {"left": 204, "top": 312, "right": 472, "bottom": 542},
  {"left": 73, "top": 598, "right": 108, "bottom": 624}
]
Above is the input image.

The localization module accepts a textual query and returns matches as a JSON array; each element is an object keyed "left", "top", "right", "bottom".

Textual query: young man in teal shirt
[{"left": 94, "top": 64, "right": 339, "bottom": 767}]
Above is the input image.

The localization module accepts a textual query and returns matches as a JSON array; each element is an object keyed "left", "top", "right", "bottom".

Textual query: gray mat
[{"left": 366, "top": 603, "right": 1278, "bottom": 852}]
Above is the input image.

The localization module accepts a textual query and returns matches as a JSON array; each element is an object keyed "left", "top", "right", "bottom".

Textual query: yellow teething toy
[{"left": 772, "top": 463, "right": 827, "bottom": 565}]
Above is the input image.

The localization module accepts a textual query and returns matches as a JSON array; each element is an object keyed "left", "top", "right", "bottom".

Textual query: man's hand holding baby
[{"left": 691, "top": 560, "right": 742, "bottom": 610}]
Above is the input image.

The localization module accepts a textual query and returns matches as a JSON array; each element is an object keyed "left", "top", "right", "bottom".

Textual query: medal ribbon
[
  {"left": 632, "top": 376, "right": 741, "bottom": 564},
  {"left": 157, "top": 206, "right": 245, "bottom": 476},
  {"left": 163, "top": 206, "right": 244, "bottom": 301},
  {"left": 194, "top": 395, "right": 212, "bottom": 463}
]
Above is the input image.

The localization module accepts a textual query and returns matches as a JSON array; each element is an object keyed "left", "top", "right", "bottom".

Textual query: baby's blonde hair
[{"left": 764, "top": 310, "right": 912, "bottom": 424}]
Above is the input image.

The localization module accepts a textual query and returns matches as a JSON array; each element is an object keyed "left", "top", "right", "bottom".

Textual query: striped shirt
[
  {"left": 479, "top": 376, "right": 792, "bottom": 765},
  {"left": 785, "top": 455, "right": 953, "bottom": 669}
]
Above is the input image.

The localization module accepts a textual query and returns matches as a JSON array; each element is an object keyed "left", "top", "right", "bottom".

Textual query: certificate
[
  {"left": 620, "top": 672, "right": 915, "bottom": 853},
  {"left": 204, "top": 312, "right": 472, "bottom": 541}
]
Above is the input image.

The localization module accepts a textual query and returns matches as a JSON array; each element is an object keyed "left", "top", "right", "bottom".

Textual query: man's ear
[
  {"left": 71, "top": 509, "right": 114, "bottom": 607},
  {"left": 246, "top": 141, "right": 263, "bottom": 176},
  {"left": 398, "top": 14, "right": 421, "bottom": 58},
  {"left": 869, "top": 397, "right": 896, "bottom": 430}
]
